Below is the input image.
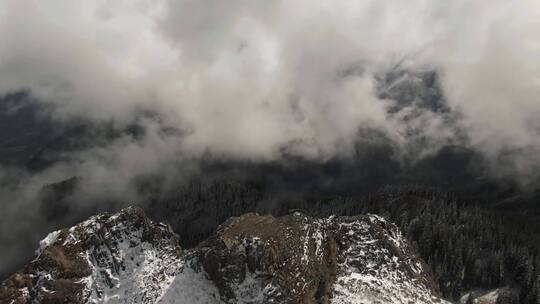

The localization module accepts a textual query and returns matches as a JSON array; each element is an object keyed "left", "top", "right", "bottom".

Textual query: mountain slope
[{"left": 1, "top": 207, "right": 448, "bottom": 303}]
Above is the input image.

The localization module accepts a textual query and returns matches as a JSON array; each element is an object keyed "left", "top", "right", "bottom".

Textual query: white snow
[
  {"left": 158, "top": 266, "right": 221, "bottom": 304},
  {"left": 330, "top": 217, "right": 449, "bottom": 304},
  {"left": 35, "top": 230, "right": 61, "bottom": 256},
  {"left": 83, "top": 225, "right": 182, "bottom": 304}
]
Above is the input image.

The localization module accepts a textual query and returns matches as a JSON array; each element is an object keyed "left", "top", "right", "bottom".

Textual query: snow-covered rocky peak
[
  {"left": 1, "top": 208, "right": 449, "bottom": 303},
  {"left": 0, "top": 207, "right": 183, "bottom": 304}
]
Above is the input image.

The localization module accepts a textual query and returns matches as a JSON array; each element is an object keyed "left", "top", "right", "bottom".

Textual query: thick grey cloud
[
  {"left": 1, "top": 0, "right": 538, "bottom": 165},
  {"left": 0, "top": 0, "right": 442, "bottom": 161},
  {"left": 0, "top": 0, "right": 538, "bottom": 201}
]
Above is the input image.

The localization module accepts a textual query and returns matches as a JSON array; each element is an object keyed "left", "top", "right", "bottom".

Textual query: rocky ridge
[{"left": 1, "top": 207, "right": 448, "bottom": 304}]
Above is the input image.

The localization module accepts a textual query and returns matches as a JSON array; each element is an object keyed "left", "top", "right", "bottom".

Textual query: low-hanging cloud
[
  {"left": 1, "top": 0, "right": 539, "bottom": 166},
  {"left": 0, "top": 0, "right": 539, "bottom": 205}
]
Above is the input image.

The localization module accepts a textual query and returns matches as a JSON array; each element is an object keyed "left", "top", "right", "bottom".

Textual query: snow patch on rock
[
  {"left": 35, "top": 230, "right": 61, "bottom": 256},
  {"left": 331, "top": 217, "right": 449, "bottom": 304}
]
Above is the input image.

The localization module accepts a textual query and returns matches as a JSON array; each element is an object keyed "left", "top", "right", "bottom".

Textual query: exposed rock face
[
  {"left": 0, "top": 207, "right": 182, "bottom": 304},
  {"left": 1, "top": 207, "right": 448, "bottom": 304}
]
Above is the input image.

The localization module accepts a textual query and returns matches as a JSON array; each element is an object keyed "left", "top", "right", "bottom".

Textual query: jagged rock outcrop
[
  {"left": 0, "top": 207, "right": 182, "bottom": 304},
  {"left": 1, "top": 207, "right": 448, "bottom": 304}
]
